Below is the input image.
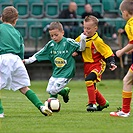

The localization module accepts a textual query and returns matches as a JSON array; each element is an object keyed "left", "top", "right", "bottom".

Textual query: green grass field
[{"left": 0, "top": 80, "right": 132, "bottom": 133}]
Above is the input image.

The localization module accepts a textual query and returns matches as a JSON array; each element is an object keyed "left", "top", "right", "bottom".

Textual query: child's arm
[
  {"left": 23, "top": 55, "right": 37, "bottom": 64},
  {"left": 116, "top": 43, "right": 133, "bottom": 57}
]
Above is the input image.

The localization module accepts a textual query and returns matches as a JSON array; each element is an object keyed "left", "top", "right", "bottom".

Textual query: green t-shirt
[
  {"left": 0, "top": 23, "right": 24, "bottom": 59},
  {"left": 35, "top": 37, "right": 80, "bottom": 78}
]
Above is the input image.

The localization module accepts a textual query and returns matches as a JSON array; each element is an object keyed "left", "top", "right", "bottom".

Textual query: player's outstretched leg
[
  {"left": 24, "top": 89, "right": 52, "bottom": 116},
  {"left": 0, "top": 99, "right": 4, "bottom": 118}
]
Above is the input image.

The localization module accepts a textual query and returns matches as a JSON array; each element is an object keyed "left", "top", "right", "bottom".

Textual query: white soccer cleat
[
  {"left": 110, "top": 110, "right": 130, "bottom": 118},
  {"left": 40, "top": 106, "right": 53, "bottom": 116},
  {"left": 0, "top": 113, "right": 4, "bottom": 118}
]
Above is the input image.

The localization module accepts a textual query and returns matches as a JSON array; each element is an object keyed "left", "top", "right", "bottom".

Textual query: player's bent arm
[
  {"left": 118, "top": 43, "right": 133, "bottom": 57},
  {"left": 24, "top": 55, "right": 37, "bottom": 64}
]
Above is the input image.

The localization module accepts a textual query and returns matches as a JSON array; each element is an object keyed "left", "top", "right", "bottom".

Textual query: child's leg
[
  {"left": 110, "top": 69, "right": 132, "bottom": 117},
  {"left": 86, "top": 82, "right": 96, "bottom": 104},
  {"left": 122, "top": 69, "right": 133, "bottom": 113},
  {"left": 85, "top": 72, "right": 97, "bottom": 105},
  {"left": 95, "top": 88, "right": 109, "bottom": 111},
  {"left": 20, "top": 87, "right": 52, "bottom": 116},
  {"left": 95, "top": 88, "right": 106, "bottom": 106},
  {"left": 0, "top": 99, "right": 4, "bottom": 114},
  {"left": 58, "top": 87, "right": 70, "bottom": 103},
  {"left": 46, "top": 77, "right": 71, "bottom": 103},
  {"left": 0, "top": 92, "right": 4, "bottom": 118}
]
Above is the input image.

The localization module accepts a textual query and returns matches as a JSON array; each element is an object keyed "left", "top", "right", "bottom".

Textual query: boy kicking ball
[
  {"left": 0, "top": 6, "right": 52, "bottom": 118},
  {"left": 110, "top": 0, "right": 133, "bottom": 117}
]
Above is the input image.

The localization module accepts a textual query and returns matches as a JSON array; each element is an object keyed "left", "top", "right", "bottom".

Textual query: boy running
[
  {"left": 75, "top": 15, "right": 117, "bottom": 112},
  {"left": 0, "top": 6, "right": 52, "bottom": 118},
  {"left": 110, "top": 0, "right": 133, "bottom": 117},
  {"left": 24, "top": 22, "right": 84, "bottom": 103}
]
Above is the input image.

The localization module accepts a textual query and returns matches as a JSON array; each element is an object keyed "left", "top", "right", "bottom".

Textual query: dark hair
[
  {"left": 48, "top": 22, "right": 63, "bottom": 31},
  {"left": 2, "top": 6, "right": 18, "bottom": 24}
]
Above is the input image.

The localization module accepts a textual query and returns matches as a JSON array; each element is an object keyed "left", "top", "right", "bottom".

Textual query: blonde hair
[
  {"left": 48, "top": 22, "right": 63, "bottom": 31},
  {"left": 84, "top": 15, "right": 99, "bottom": 26},
  {"left": 120, "top": 0, "right": 133, "bottom": 15},
  {"left": 2, "top": 6, "right": 18, "bottom": 24}
]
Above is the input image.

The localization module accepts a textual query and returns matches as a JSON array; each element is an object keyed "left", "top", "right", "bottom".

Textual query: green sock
[
  {"left": 50, "top": 94, "right": 58, "bottom": 98},
  {"left": 25, "top": 90, "right": 44, "bottom": 109},
  {"left": 0, "top": 99, "right": 4, "bottom": 114},
  {"left": 58, "top": 89, "right": 66, "bottom": 96}
]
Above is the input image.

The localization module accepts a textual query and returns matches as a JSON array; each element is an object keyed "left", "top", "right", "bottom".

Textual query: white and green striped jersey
[
  {"left": 0, "top": 23, "right": 24, "bottom": 59},
  {"left": 35, "top": 37, "right": 80, "bottom": 78}
]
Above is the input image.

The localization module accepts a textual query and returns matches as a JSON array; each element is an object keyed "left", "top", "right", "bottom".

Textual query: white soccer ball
[{"left": 45, "top": 98, "right": 61, "bottom": 112}]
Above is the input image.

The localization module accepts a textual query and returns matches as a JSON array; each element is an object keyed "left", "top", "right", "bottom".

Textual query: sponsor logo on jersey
[{"left": 54, "top": 57, "right": 67, "bottom": 67}]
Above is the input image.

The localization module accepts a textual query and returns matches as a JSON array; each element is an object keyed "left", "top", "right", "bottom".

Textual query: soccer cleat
[
  {"left": 87, "top": 104, "right": 97, "bottom": 112},
  {"left": 0, "top": 113, "right": 4, "bottom": 118},
  {"left": 40, "top": 106, "right": 53, "bottom": 116},
  {"left": 63, "top": 87, "right": 70, "bottom": 103},
  {"left": 110, "top": 110, "right": 130, "bottom": 117},
  {"left": 97, "top": 100, "right": 109, "bottom": 111}
]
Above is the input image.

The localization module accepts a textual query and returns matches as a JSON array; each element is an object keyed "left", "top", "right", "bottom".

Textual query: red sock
[
  {"left": 122, "top": 91, "right": 132, "bottom": 113},
  {"left": 95, "top": 89, "right": 106, "bottom": 106},
  {"left": 87, "top": 84, "right": 96, "bottom": 104}
]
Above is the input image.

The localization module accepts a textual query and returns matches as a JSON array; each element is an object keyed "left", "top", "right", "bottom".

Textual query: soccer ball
[{"left": 45, "top": 98, "right": 61, "bottom": 112}]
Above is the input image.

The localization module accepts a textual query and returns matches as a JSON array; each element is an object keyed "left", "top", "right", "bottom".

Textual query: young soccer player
[
  {"left": 0, "top": 6, "right": 52, "bottom": 118},
  {"left": 110, "top": 0, "right": 133, "bottom": 117},
  {"left": 23, "top": 22, "right": 84, "bottom": 103},
  {"left": 75, "top": 15, "right": 117, "bottom": 112}
]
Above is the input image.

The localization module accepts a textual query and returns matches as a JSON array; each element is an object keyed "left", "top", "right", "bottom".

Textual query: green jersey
[
  {"left": 35, "top": 37, "right": 80, "bottom": 78},
  {"left": 0, "top": 23, "right": 24, "bottom": 59}
]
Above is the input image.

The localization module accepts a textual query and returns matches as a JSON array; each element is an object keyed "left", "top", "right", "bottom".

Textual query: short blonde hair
[
  {"left": 84, "top": 15, "right": 99, "bottom": 26},
  {"left": 120, "top": 0, "right": 133, "bottom": 15},
  {"left": 2, "top": 6, "right": 18, "bottom": 24},
  {"left": 48, "top": 22, "right": 63, "bottom": 31}
]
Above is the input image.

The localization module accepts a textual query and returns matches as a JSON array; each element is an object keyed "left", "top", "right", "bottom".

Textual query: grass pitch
[{"left": 0, "top": 80, "right": 132, "bottom": 133}]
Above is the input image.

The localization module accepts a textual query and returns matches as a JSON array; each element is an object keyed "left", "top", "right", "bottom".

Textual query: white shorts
[
  {"left": 46, "top": 76, "right": 72, "bottom": 95},
  {"left": 0, "top": 54, "right": 30, "bottom": 91}
]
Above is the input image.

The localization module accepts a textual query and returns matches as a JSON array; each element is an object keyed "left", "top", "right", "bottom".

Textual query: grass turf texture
[{"left": 0, "top": 80, "right": 132, "bottom": 133}]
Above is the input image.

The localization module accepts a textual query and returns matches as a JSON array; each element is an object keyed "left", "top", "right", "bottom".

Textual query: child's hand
[
  {"left": 110, "top": 64, "right": 117, "bottom": 71},
  {"left": 22, "top": 59, "right": 25, "bottom": 64},
  {"left": 72, "top": 52, "right": 78, "bottom": 57}
]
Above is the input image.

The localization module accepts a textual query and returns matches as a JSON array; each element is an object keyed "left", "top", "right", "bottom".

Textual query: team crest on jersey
[{"left": 54, "top": 57, "right": 67, "bottom": 67}]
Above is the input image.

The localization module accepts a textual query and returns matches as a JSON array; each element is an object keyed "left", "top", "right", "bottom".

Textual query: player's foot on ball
[
  {"left": 40, "top": 106, "right": 52, "bottom": 116},
  {"left": 87, "top": 104, "right": 97, "bottom": 112},
  {"left": 97, "top": 100, "right": 109, "bottom": 111},
  {"left": 63, "top": 87, "right": 70, "bottom": 103},
  {"left": 110, "top": 108, "right": 130, "bottom": 118},
  {"left": 0, "top": 113, "right": 4, "bottom": 118}
]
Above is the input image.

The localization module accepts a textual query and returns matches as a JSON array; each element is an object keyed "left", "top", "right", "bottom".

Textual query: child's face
[
  {"left": 49, "top": 29, "right": 64, "bottom": 43},
  {"left": 83, "top": 21, "right": 98, "bottom": 37}
]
